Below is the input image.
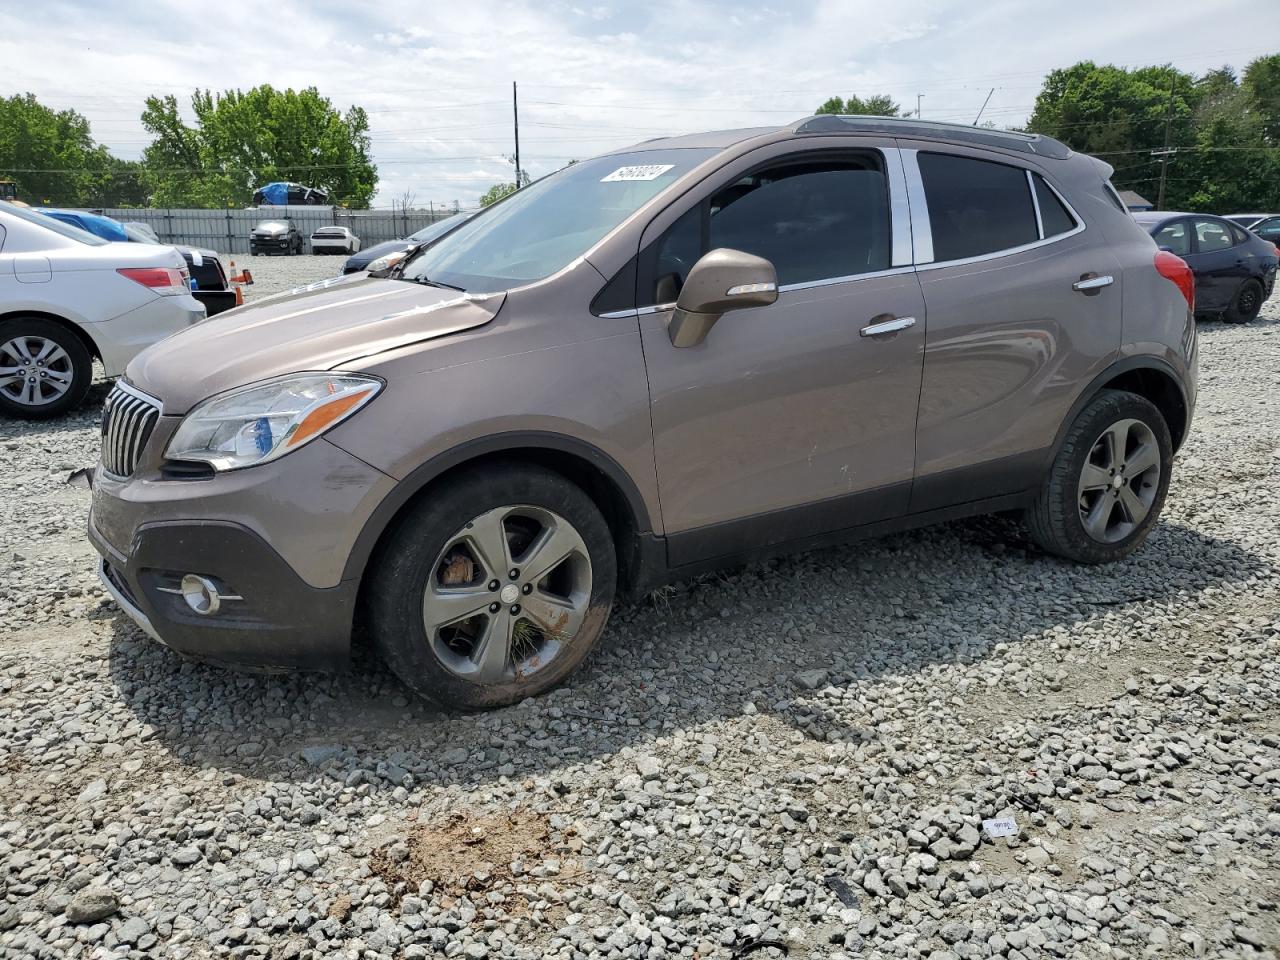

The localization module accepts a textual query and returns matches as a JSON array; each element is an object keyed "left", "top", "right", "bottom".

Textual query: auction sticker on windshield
[{"left": 601, "top": 164, "right": 675, "bottom": 182}]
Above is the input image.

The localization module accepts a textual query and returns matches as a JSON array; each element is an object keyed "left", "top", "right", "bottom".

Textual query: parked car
[
  {"left": 1239, "top": 214, "right": 1280, "bottom": 244},
  {"left": 0, "top": 200, "right": 204, "bottom": 418},
  {"left": 341, "top": 212, "right": 471, "bottom": 274},
  {"left": 89, "top": 116, "right": 1198, "bottom": 710},
  {"left": 253, "top": 182, "right": 329, "bottom": 206},
  {"left": 120, "top": 224, "right": 239, "bottom": 317},
  {"left": 1223, "top": 213, "right": 1271, "bottom": 229},
  {"left": 249, "top": 219, "right": 302, "bottom": 256},
  {"left": 1135, "top": 212, "right": 1278, "bottom": 322},
  {"left": 311, "top": 226, "right": 360, "bottom": 255}
]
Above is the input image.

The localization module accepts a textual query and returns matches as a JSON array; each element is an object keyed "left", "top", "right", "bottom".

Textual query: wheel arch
[
  {"left": 344, "top": 431, "right": 657, "bottom": 596},
  {"left": 0, "top": 309, "right": 101, "bottom": 362},
  {"left": 1052, "top": 357, "right": 1190, "bottom": 459}
]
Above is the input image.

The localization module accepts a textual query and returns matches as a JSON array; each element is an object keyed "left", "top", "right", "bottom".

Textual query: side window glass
[
  {"left": 1153, "top": 221, "right": 1190, "bottom": 257},
  {"left": 707, "top": 160, "right": 890, "bottom": 286},
  {"left": 1032, "top": 175, "right": 1077, "bottom": 238},
  {"left": 918, "top": 152, "right": 1039, "bottom": 261},
  {"left": 1194, "top": 219, "right": 1233, "bottom": 252},
  {"left": 652, "top": 206, "right": 702, "bottom": 305},
  {"left": 1102, "top": 182, "right": 1128, "bottom": 213},
  {"left": 1228, "top": 224, "right": 1249, "bottom": 245}
]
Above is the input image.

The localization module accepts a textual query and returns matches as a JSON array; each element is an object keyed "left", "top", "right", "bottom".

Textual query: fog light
[{"left": 181, "top": 574, "right": 221, "bottom": 616}]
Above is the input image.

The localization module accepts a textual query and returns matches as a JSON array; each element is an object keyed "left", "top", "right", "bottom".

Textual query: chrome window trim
[
  {"left": 779, "top": 265, "right": 917, "bottom": 292},
  {"left": 885, "top": 147, "right": 913, "bottom": 267},
  {"left": 114, "top": 379, "right": 163, "bottom": 415},
  {"left": 1027, "top": 170, "right": 1045, "bottom": 239},
  {"left": 903, "top": 148, "right": 1087, "bottom": 273},
  {"left": 900, "top": 149, "right": 934, "bottom": 264}
]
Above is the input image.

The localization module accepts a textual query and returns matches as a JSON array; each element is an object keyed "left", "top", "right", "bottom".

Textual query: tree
[
  {"left": 0, "top": 94, "right": 117, "bottom": 205},
  {"left": 140, "top": 86, "right": 377, "bottom": 208},
  {"left": 814, "top": 94, "right": 902, "bottom": 117},
  {"left": 1242, "top": 54, "right": 1280, "bottom": 144},
  {"left": 479, "top": 182, "right": 517, "bottom": 207}
]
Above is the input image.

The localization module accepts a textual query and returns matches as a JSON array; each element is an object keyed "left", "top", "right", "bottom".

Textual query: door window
[
  {"left": 918, "top": 152, "right": 1039, "bottom": 261},
  {"left": 1153, "top": 221, "right": 1191, "bottom": 257},
  {"left": 1254, "top": 217, "right": 1280, "bottom": 242},
  {"left": 1194, "top": 219, "right": 1234, "bottom": 252},
  {"left": 641, "top": 154, "right": 890, "bottom": 304}
]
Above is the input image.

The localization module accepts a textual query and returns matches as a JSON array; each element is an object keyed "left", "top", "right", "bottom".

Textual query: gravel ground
[{"left": 0, "top": 268, "right": 1277, "bottom": 960}]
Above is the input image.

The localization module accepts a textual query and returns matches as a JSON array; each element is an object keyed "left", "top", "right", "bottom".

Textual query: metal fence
[{"left": 98, "top": 206, "right": 475, "bottom": 255}]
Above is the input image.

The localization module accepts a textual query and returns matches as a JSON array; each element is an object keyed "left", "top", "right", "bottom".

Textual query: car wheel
[
  {"left": 1224, "top": 279, "right": 1264, "bottom": 323},
  {"left": 1025, "top": 389, "right": 1172, "bottom": 564},
  {"left": 367, "top": 463, "right": 617, "bottom": 709},
  {"left": 0, "top": 317, "right": 92, "bottom": 419}
]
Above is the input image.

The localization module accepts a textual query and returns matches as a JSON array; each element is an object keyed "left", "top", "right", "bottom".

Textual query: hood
[
  {"left": 253, "top": 223, "right": 289, "bottom": 235},
  {"left": 126, "top": 275, "right": 505, "bottom": 413}
]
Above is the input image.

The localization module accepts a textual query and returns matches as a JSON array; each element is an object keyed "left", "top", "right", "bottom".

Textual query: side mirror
[{"left": 668, "top": 248, "right": 778, "bottom": 348}]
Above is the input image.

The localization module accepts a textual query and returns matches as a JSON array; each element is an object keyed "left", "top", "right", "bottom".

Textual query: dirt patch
[{"left": 369, "top": 809, "right": 573, "bottom": 903}]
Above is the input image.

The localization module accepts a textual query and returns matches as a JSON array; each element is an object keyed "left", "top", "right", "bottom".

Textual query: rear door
[
  {"left": 1185, "top": 218, "right": 1243, "bottom": 311},
  {"left": 637, "top": 141, "right": 927, "bottom": 565},
  {"left": 899, "top": 143, "right": 1123, "bottom": 511}
]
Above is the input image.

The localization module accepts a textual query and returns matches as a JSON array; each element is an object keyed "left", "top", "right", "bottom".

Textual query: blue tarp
[
  {"left": 38, "top": 209, "right": 129, "bottom": 242},
  {"left": 256, "top": 182, "right": 290, "bottom": 205}
]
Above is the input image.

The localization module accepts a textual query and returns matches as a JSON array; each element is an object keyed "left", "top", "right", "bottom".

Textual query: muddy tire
[
  {"left": 1026, "top": 389, "right": 1172, "bottom": 564},
  {"left": 366, "top": 463, "right": 616, "bottom": 710}
]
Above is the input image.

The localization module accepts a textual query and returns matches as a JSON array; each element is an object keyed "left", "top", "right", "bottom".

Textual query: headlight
[
  {"left": 165, "top": 373, "right": 382, "bottom": 471},
  {"left": 366, "top": 250, "right": 408, "bottom": 273}
]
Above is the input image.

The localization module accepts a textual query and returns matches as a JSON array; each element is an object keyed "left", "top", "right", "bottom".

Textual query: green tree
[
  {"left": 1242, "top": 54, "right": 1280, "bottom": 144},
  {"left": 479, "top": 182, "right": 517, "bottom": 207},
  {"left": 140, "top": 86, "right": 377, "bottom": 208},
  {"left": 814, "top": 94, "right": 902, "bottom": 117},
  {"left": 0, "top": 94, "right": 116, "bottom": 205}
]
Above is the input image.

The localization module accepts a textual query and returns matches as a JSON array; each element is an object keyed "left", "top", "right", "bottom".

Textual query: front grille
[{"left": 101, "top": 383, "right": 161, "bottom": 478}]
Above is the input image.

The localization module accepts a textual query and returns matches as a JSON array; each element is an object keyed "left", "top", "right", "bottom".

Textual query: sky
[{"left": 1, "top": 0, "right": 1275, "bottom": 208}]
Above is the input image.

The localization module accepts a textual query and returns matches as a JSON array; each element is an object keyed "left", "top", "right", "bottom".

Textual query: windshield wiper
[{"left": 405, "top": 275, "right": 466, "bottom": 292}]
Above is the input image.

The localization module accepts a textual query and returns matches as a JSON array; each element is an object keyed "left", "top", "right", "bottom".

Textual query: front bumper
[{"left": 89, "top": 515, "right": 357, "bottom": 671}]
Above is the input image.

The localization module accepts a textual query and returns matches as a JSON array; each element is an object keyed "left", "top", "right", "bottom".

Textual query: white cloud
[{"left": 0, "top": 0, "right": 1271, "bottom": 206}]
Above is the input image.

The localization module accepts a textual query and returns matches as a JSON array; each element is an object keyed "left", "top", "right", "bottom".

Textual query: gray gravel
[{"left": 0, "top": 272, "right": 1278, "bottom": 959}]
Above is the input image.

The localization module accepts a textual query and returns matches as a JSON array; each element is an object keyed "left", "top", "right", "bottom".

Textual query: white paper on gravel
[{"left": 982, "top": 816, "right": 1018, "bottom": 838}]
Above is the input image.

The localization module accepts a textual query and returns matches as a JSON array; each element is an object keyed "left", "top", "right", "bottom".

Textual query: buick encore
[{"left": 88, "top": 116, "right": 1198, "bottom": 709}]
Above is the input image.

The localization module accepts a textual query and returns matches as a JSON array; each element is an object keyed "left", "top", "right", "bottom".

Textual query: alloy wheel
[
  {"left": 422, "top": 505, "right": 592, "bottom": 683},
  {"left": 0, "top": 336, "right": 74, "bottom": 407},
  {"left": 1077, "top": 418, "right": 1161, "bottom": 543}
]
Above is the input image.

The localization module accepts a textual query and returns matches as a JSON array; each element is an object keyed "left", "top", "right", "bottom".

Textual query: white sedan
[
  {"left": 310, "top": 226, "right": 361, "bottom": 255},
  {"left": 0, "top": 201, "right": 205, "bottom": 419}
]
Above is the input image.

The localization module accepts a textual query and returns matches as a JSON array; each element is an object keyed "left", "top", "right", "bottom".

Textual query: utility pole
[
  {"left": 512, "top": 81, "right": 521, "bottom": 189},
  {"left": 1154, "top": 77, "right": 1177, "bottom": 210},
  {"left": 973, "top": 88, "right": 994, "bottom": 126},
  {"left": 916, "top": 94, "right": 924, "bottom": 119}
]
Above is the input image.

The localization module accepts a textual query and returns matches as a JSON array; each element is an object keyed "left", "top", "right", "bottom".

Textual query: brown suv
[{"left": 88, "top": 116, "right": 1198, "bottom": 709}]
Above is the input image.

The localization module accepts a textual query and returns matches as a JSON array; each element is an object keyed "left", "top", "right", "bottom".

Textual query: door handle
[
  {"left": 860, "top": 315, "right": 916, "bottom": 337},
  {"left": 1072, "top": 274, "right": 1114, "bottom": 294}
]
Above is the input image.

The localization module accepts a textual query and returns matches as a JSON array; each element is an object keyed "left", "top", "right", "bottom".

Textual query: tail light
[
  {"left": 1154, "top": 251, "right": 1194, "bottom": 312},
  {"left": 117, "top": 266, "right": 191, "bottom": 296}
]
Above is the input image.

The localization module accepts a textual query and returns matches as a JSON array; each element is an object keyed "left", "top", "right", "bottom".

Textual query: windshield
[
  {"left": 0, "top": 202, "right": 108, "bottom": 245},
  {"left": 407, "top": 212, "right": 469, "bottom": 243},
  {"left": 400, "top": 148, "right": 716, "bottom": 292}
]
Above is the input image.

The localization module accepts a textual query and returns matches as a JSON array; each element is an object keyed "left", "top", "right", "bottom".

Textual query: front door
[{"left": 637, "top": 147, "right": 927, "bottom": 566}]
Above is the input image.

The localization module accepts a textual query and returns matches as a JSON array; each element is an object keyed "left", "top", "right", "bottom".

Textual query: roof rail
[{"left": 791, "top": 115, "right": 1072, "bottom": 160}]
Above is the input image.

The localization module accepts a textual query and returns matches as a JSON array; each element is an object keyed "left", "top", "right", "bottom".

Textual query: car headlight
[
  {"left": 366, "top": 250, "right": 408, "bottom": 273},
  {"left": 165, "top": 373, "right": 382, "bottom": 471}
]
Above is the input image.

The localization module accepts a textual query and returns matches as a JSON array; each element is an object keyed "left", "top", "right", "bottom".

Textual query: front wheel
[
  {"left": 367, "top": 463, "right": 617, "bottom": 709},
  {"left": 1224, "top": 279, "right": 1264, "bottom": 324},
  {"left": 0, "top": 317, "right": 92, "bottom": 419},
  {"left": 1025, "top": 389, "right": 1172, "bottom": 564}
]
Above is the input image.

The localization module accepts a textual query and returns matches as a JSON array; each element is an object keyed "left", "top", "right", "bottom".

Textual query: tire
[
  {"left": 1025, "top": 389, "right": 1172, "bottom": 564},
  {"left": 1224, "top": 279, "right": 1264, "bottom": 324},
  {"left": 367, "top": 463, "right": 617, "bottom": 709},
  {"left": 0, "top": 317, "right": 92, "bottom": 419}
]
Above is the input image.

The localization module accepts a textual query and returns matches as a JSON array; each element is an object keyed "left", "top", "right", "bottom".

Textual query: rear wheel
[
  {"left": 1224, "top": 279, "right": 1264, "bottom": 323},
  {"left": 367, "top": 464, "right": 617, "bottom": 709},
  {"left": 0, "top": 317, "right": 92, "bottom": 419},
  {"left": 1026, "top": 389, "right": 1172, "bottom": 563}
]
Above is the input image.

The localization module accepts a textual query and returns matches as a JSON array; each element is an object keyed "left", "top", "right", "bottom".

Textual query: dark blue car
[
  {"left": 341, "top": 211, "right": 472, "bottom": 274},
  {"left": 1134, "top": 212, "right": 1278, "bottom": 323}
]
